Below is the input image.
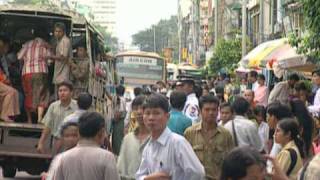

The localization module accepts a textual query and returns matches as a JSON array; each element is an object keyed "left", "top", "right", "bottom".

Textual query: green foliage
[
  {"left": 132, "top": 16, "right": 179, "bottom": 59},
  {"left": 95, "top": 25, "right": 118, "bottom": 54},
  {"left": 208, "top": 38, "right": 242, "bottom": 75},
  {"left": 288, "top": 0, "right": 320, "bottom": 62}
]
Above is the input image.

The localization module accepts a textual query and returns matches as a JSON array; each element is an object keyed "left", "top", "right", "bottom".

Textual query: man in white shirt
[
  {"left": 179, "top": 77, "right": 200, "bottom": 124},
  {"left": 248, "top": 71, "right": 259, "bottom": 91},
  {"left": 136, "top": 93, "right": 205, "bottom": 180},
  {"left": 224, "top": 97, "right": 263, "bottom": 152},
  {"left": 308, "top": 69, "right": 320, "bottom": 116}
]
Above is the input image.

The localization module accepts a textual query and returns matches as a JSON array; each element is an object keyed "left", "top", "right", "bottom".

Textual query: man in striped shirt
[{"left": 18, "top": 37, "right": 52, "bottom": 123}]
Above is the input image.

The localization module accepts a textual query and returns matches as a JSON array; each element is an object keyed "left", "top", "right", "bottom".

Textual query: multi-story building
[
  {"left": 67, "top": 0, "right": 116, "bottom": 36},
  {"left": 246, "top": 0, "right": 303, "bottom": 46},
  {"left": 282, "top": 0, "right": 304, "bottom": 36}
]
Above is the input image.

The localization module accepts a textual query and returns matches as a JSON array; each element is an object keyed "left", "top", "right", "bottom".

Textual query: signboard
[
  {"left": 123, "top": 56, "right": 157, "bottom": 66},
  {"left": 116, "top": 56, "right": 164, "bottom": 80},
  {"left": 182, "top": 48, "right": 188, "bottom": 60}
]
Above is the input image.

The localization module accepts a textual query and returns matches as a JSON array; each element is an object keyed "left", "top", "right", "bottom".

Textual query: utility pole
[
  {"left": 214, "top": 0, "right": 218, "bottom": 47},
  {"left": 270, "top": 0, "right": 274, "bottom": 37},
  {"left": 242, "top": 0, "right": 247, "bottom": 57},
  {"left": 153, "top": 26, "right": 156, "bottom": 52},
  {"left": 259, "top": 0, "right": 264, "bottom": 43},
  {"left": 178, "top": 0, "right": 182, "bottom": 63}
]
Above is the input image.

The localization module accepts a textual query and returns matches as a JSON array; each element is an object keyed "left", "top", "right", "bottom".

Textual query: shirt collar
[
  {"left": 170, "top": 109, "right": 182, "bottom": 113},
  {"left": 234, "top": 115, "right": 247, "bottom": 120},
  {"left": 195, "top": 122, "right": 221, "bottom": 132},
  {"left": 155, "top": 127, "right": 171, "bottom": 146},
  {"left": 282, "top": 140, "right": 296, "bottom": 150},
  {"left": 77, "top": 139, "right": 100, "bottom": 147},
  {"left": 58, "top": 99, "right": 76, "bottom": 109},
  {"left": 188, "top": 93, "right": 196, "bottom": 98}
]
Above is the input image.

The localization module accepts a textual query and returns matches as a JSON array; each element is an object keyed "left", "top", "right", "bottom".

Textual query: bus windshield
[{"left": 115, "top": 53, "right": 165, "bottom": 81}]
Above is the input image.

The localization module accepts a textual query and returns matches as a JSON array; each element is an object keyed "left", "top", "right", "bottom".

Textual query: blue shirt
[{"left": 167, "top": 109, "right": 192, "bottom": 135}]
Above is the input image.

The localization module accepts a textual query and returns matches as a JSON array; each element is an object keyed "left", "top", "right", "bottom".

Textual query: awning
[
  {"left": 240, "top": 38, "right": 311, "bottom": 70},
  {"left": 240, "top": 38, "right": 286, "bottom": 69}
]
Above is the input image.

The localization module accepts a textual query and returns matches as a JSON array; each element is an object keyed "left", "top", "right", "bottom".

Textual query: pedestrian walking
[
  {"left": 254, "top": 105, "right": 270, "bottom": 153},
  {"left": 167, "top": 91, "right": 192, "bottom": 135},
  {"left": 220, "top": 146, "right": 266, "bottom": 180},
  {"left": 274, "top": 118, "right": 304, "bottom": 180},
  {"left": 218, "top": 102, "right": 234, "bottom": 126},
  {"left": 180, "top": 77, "right": 200, "bottom": 124},
  {"left": 135, "top": 93, "right": 205, "bottom": 180},
  {"left": 224, "top": 97, "right": 263, "bottom": 152},
  {"left": 184, "top": 95, "right": 234, "bottom": 180},
  {"left": 37, "top": 81, "right": 77, "bottom": 154},
  {"left": 52, "top": 112, "right": 120, "bottom": 180},
  {"left": 117, "top": 95, "right": 149, "bottom": 180}
]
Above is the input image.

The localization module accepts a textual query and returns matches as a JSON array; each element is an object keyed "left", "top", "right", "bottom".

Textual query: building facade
[{"left": 67, "top": 0, "right": 116, "bottom": 35}]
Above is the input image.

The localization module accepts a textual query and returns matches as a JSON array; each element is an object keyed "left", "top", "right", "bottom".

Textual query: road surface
[{"left": 0, "top": 168, "right": 40, "bottom": 180}]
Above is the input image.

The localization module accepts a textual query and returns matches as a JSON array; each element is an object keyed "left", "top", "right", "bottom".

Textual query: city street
[{"left": 0, "top": 168, "right": 40, "bottom": 180}]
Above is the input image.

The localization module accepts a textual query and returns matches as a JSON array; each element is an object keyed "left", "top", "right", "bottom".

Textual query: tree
[
  {"left": 208, "top": 38, "right": 242, "bottom": 75},
  {"left": 132, "top": 16, "right": 179, "bottom": 61},
  {"left": 95, "top": 25, "right": 118, "bottom": 54},
  {"left": 10, "top": 0, "right": 49, "bottom": 5},
  {"left": 289, "top": 0, "right": 320, "bottom": 62}
]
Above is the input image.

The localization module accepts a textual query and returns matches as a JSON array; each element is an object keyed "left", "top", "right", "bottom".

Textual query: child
[
  {"left": 254, "top": 105, "right": 269, "bottom": 153},
  {"left": 42, "top": 122, "right": 79, "bottom": 180}
]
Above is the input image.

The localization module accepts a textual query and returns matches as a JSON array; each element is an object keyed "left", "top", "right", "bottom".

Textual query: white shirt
[
  {"left": 258, "top": 122, "right": 269, "bottom": 153},
  {"left": 224, "top": 115, "right": 263, "bottom": 151},
  {"left": 252, "top": 81, "right": 259, "bottom": 91},
  {"left": 63, "top": 109, "right": 86, "bottom": 123},
  {"left": 267, "top": 142, "right": 282, "bottom": 173},
  {"left": 308, "top": 88, "right": 320, "bottom": 116},
  {"left": 136, "top": 127, "right": 205, "bottom": 180},
  {"left": 183, "top": 93, "right": 200, "bottom": 123}
]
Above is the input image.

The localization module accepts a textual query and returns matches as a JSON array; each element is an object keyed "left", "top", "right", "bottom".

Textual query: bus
[
  {"left": 166, "top": 63, "right": 203, "bottom": 81},
  {"left": 115, "top": 51, "right": 166, "bottom": 99},
  {"left": 0, "top": 4, "right": 116, "bottom": 177}
]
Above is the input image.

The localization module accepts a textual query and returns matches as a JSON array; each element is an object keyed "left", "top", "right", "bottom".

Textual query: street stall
[{"left": 239, "top": 38, "right": 316, "bottom": 76}]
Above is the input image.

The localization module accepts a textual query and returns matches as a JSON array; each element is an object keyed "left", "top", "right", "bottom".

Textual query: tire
[{"left": 2, "top": 165, "right": 16, "bottom": 178}]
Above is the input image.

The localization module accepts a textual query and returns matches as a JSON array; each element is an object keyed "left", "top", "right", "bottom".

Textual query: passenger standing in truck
[
  {"left": 69, "top": 45, "right": 89, "bottom": 99},
  {"left": 18, "top": 36, "right": 52, "bottom": 123},
  {"left": 48, "top": 23, "right": 72, "bottom": 96}
]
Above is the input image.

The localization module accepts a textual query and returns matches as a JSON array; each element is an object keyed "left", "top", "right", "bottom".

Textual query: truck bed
[{"left": 0, "top": 145, "right": 52, "bottom": 159}]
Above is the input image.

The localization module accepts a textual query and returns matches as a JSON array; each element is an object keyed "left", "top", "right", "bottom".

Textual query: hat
[{"left": 177, "top": 74, "right": 195, "bottom": 85}]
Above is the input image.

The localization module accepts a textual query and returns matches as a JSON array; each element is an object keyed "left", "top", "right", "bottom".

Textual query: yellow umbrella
[{"left": 240, "top": 39, "right": 287, "bottom": 68}]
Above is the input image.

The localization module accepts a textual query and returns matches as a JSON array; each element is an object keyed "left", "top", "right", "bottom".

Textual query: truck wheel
[{"left": 2, "top": 165, "right": 16, "bottom": 178}]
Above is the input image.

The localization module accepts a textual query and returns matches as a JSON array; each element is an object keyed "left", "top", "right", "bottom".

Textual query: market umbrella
[{"left": 239, "top": 38, "right": 286, "bottom": 68}]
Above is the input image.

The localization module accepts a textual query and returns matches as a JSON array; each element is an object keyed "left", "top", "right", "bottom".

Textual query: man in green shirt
[{"left": 184, "top": 95, "right": 234, "bottom": 180}]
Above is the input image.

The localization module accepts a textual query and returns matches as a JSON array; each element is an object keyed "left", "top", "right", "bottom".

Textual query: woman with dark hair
[
  {"left": 274, "top": 118, "right": 304, "bottom": 180},
  {"left": 220, "top": 146, "right": 266, "bottom": 180},
  {"left": 290, "top": 99, "right": 314, "bottom": 159}
]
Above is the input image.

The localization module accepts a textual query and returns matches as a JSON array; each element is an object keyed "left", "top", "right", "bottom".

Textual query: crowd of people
[
  {"left": 0, "top": 22, "right": 89, "bottom": 123},
  {"left": 1, "top": 21, "right": 320, "bottom": 180},
  {"left": 35, "top": 68, "right": 320, "bottom": 180}
]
